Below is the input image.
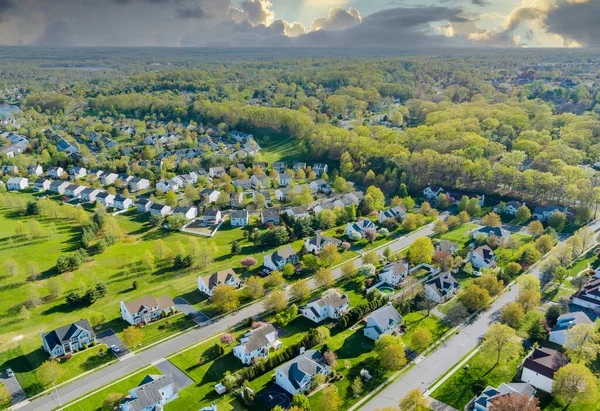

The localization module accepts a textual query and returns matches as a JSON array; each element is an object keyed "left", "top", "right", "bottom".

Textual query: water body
[{"left": 0, "top": 104, "right": 20, "bottom": 117}]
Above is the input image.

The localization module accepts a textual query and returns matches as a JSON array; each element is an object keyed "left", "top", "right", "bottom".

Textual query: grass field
[{"left": 438, "top": 223, "right": 478, "bottom": 246}]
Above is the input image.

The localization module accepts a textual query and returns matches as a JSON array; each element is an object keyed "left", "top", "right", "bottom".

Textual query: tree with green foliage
[
  {"left": 515, "top": 206, "right": 532, "bottom": 224},
  {"left": 565, "top": 323, "right": 600, "bottom": 364},
  {"left": 407, "top": 237, "right": 434, "bottom": 265},
  {"left": 481, "top": 323, "right": 522, "bottom": 366},
  {"left": 398, "top": 388, "right": 432, "bottom": 411},
  {"left": 375, "top": 335, "right": 406, "bottom": 371},
  {"left": 123, "top": 326, "right": 144, "bottom": 348},
  {"left": 38, "top": 360, "right": 63, "bottom": 387},
  {"left": 500, "top": 302, "right": 525, "bottom": 329},
  {"left": 553, "top": 364, "right": 598, "bottom": 410}
]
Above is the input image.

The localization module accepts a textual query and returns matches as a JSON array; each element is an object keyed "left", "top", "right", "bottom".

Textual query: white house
[
  {"left": 285, "top": 206, "right": 310, "bottom": 220},
  {"left": 472, "top": 226, "right": 511, "bottom": 246},
  {"left": 233, "top": 178, "right": 252, "bottom": 190},
  {"left": 149, "top": 203, "right": 172, "bottom": 217},
  {"left": 136, "top": 198, "right": 153, "bottom": 213},
  {"left": 113, "top": 195, "right": 133, "bottom": 210},
  {"left": 69, "top": 167, "right": 87, "bottom": 180},
  {"left": 379, "top": 206, "right": 406, "bottom": 224},
  {"left": 80, "top": 187, "right": 102, "bottom": 203},
  {"left": 424, "top": 273, "right": 460, "bottom": 303},
  {"left": 264, "top": 246, "right": 299, "bottom": 271},
  {"left": 309, "top": 179, "right": 331, "bottom": 194},
  {"left": 474, "top": 383, "right": 536, "bottom": 411},
  {"left": 231, "top": 209, "right": 249, "bottom": 227},
  {"left": 34, "top": 178, "right": 51, "bottom": 192},
  {"left": 96, "top": 191, "right": 115, "bottom": 208},
  {"left": 232, "top": 324, "right": 281, "bottom": 365},
  {"left": 2, "top": 164, "right": 18, "bottom": 175},
  {"left": 468, "top": 245, "right": 497, "bottom": 269},
  {"left": 272, "top": 162, "right": 287, "bottom": 173},
  {"left": 434, "top": 240, "right": 459, "bottom": 255},
  {"left": 129, "top": 178, "right": 150, "bottom": 192},
  {"left": 120, "top": 295, "right": 175, "bottom": 325},
  {"left": 346, "top": 219, "right": 376, "bottom": 237},
  {"left": 7, "top": 177, "right": 28, "bottom": 191},
  {"left": 65, "top": 184, "right": 85, "bottom": 198},
  {"left": 301, "top": 292, "right": 350, "bottom": 323},
  {"left": 261, "top": 209, "right": 280, "bottom": 225},
  {"left": 48, "top": 167, "right": 65, "bottom": 179},
  {"left": 173, "top": 206, "right": 198, "bottom": 220},
  {"left": 230, "top": 192, "right": 244, "bottom": 208},
  {"left": 120, "top": 374, "right": 178, "bottom": 411},
  {"left": 279, "top": 173, "right": 293, "bottom": 187},
  {"left": 423, "top": 185, "right": 444, "bottom": 200},
  {"left": 494, "top": 200, "right": 525, "bottom": 216},
  {"left": 100, "top": 172, "right": 118, "bottom": 186},
  {"left": 49, "top": 180, "right": 70, "bottom": 195},
  {"left": 275, "top": 349, "right": 330, "bottom": 395},
  {"left": 41, "top": 319, "right": 96, "bottom": 358},
  {"left": 156, "top": 179, "right": 180, "bottom": 193},
  {"left": 312, "top": 163, "right": 328, "bottom": 176},
  {"left": 251, "top": 174, "right": 270, "bottom": 189},
  {"left": 28, "top": 164, "right": 43, "bottom": 177},
  {"left": 520, "top": 347, "right": 569, "bottom": 393},
  {"left": 201, "top": 189, "right": 221, "bottom": 204},
  {"left": 379, "top": 260, "right": 410, "bottom": 286},
  {"left": 549, "top": 312, "right": 593, "bottom": 346},
  {"left": 533, "top": 205, "right": 568, "bottom": 221},
  {"left": 198, "top": 268, "right": 241, "bottom": 296},
  {"left": 364, "top": 304, "right": 403, "bottom": 341},
  {"left": 202, "top": 209, "right": 223, "bottom": 225},
  {"left": 304, "top": 233, "right": 342, "bottom": 254}
]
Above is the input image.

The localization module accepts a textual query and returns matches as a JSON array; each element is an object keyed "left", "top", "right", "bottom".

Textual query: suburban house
[
  {"left": 100, "top": 172, "right": 118, "bottom": 186},
  {"left": 129, "top": 177, "right": 150, "bottom": 192},
  {"left": 346, "top": 219, "right": 376, "bottom": 237},
  {"left": 279, "top": 173, "right": 293, "bottom": 186},
  {"left": 28, "top": 164, "right": 43, "bottom": 176},
  {"left": 173, "top": 206, "right": 198, "bottom": 220},
  {"left": 69, "top": 167, "right": 87, "bottom": 180},
  {"left": 293, "top": 162, "right": 307, "bottom": 171},
  {"left": 251, "top": 174, "right": 270, "bottom": 189},
  {"left": 136, "top": 198, "right": 153, "bottom": 213},
  {"left": 252, "top": 162, "right": 268, "bottom": 171},
  {"left": 301, "top": 292, "right": 350, "bottom": 323},
  {"left": 231, "top": 209, "right": 249, "bottom": 227},
  {"left": 272, "top": 162, "right": 287, "bottom": 173},
  {"left": 149, "top": 203, "right": 172, "bottom": 217},
  {"left": 7, "top": 177, "right": 28, "bottom": 191},
  {"left": 202, "top": 209, "right": 223, "bottom": 225},
  {"left": 533, "top": 205, "right": 568, "bottom": 221},
  {"left": 65, "top": 184, "right": 85, "bottom": 198},
  {"left": 423, "top": 185, "right": 444, "bottom": 200},
  {"left": 468, "top": 245, "right": 497, "bottom": 269},
  {"left": 120, "top": 295, "right": 175, "bottom": 325},
  {"left": 285, "top": 206, "right": 310, "bottom": 220},
  {"left": 198, "top": 268, "right": 241, "bottom": 296},
  {"left": 208, "top": 166, "right": 226, "bottom": 178},
  {"left": 80, "top": 187, "right": 102, "bottom": 203},
  {"left": 424, "top": 273, "right": 460, "bottom": 303},
  {"left": 48, "top": 167, "right": 65, "bottom": 179},
  {"left": 264, "top": 246, "right": 299, "bottom": 271},
  {"left": 233, "top": 178, "right": 252, "bottom": 190},
  {"left": 312, "top": 163, "right": 328, "bottom": 176},
  {"left": 201, "top": 189, "right": 221, "bottom": 204},
  {"left": 549, "top": 312, "right": 593, "bottom": 346},
  {"left": 434, "top": 240, "right": 459, "bottom": 255},
  {"left": 304, "top": 232, "right": 342, "bottom": 254},
  {"left": 364, "top": 304, "right": 403, "bottom": 341},
  {"left": 41, "top": 319, "right": 96, "bottom": 358},
  {"left": 378, "top": 260, "right": 410, "bottom": 286},
  {"left": 309, "top": 179, "right": 331, "bottom": 194},
  {"left": 2, "top": 164, "right": 18, "bottom": 175},
  {"left": 96, "top": 191, "right": 115, "bottom": 208},
  {"left": 232, "top": 323, "right": 282, "bottom": 365},
  {"left": 49, "top": 180, "right": 70, "bottom": 195},
  {"left": 34, "top": 178, "right": 51, "bottom": 192},
  {"left": 378, "top": 206, "right": 406, "bottom": 224},
  {"left": 156, "top": 179, "right": 180, "bottom": 193},
  {"left": 261, "top": 209, "right": 280, "bottom": 225},
  {"left": 474, "top": 383, "right": 536, "bottom": 411},
  {"left": 120, "top": 374, "right": 178, "bottom": 411},
  {"left": 494, "top": 200, "right": 525, "bottom": 215},
  {"left": 113, "top": 195, "right": 133, "bottom": 210},
  {"left": 472, "top": 226, "right": 511, "bottom": 245},
  {"left": 520, "top": 347, "right": 569, "bottom": 393},
  {"left": 230, "top": 192, "right": 244, "bottom": 208},
  {"left": 275, "top": 349, "right": 330, "bottom": 395}
]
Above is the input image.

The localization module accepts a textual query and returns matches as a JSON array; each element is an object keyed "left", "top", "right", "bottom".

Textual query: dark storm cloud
[
  {"left": 35, "top": 20, "right": 75, "bottom": 46},
  {"left": 177, "top": 7, "right": 206, "bottom": 19},
  {"left": 545, "top": 1, "right": 600, "bottom": 47},
  {"left": 471, "top": 0, "right": 490, "bottom": 6},
  {"left": 0, "top": 0, "right": 14, "bottom": 21}
]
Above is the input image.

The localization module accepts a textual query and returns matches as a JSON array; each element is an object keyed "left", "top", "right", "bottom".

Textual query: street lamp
[{"left": 52, "top": 382, "right": 62, "bottom": 406}]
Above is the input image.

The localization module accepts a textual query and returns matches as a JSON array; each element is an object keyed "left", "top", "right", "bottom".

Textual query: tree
[
  {"left": 553, "top": 364, "right": 598, "bottom": 409},
  {"left": 459, "top": 284, "right": 491, "bottom": 312},
  {"left": 500, "top": 302, "right": 525, "bottom": 329},
  {"left": 254, "top": 192, "right": 266, "bottom": 210},
  {"left": 164, "top": 191, "right": 178, "bottom": 207},
  {"left": 246, "top": 276, "right": 265, "bottom": 299},
  {"left": 565, "top": 323, "right": 600, "bottom": 364},
  {"left": 141, "top": 250, "right": 155, "bottom": 272},
  {"left": 166, "top": 213, "right": 187, "bottom": 230},
  {"left": 528, "top": 221, "right": 544, "bottom": 237},
  {"left": 535, "top": 235, "right": 554, "bottom": 254},
  {"left": 292, "top": 394, "right": 311, "bottom": 411},
  {"left": 513, "top": 206, "right": 532, "bottom": 225},
  {"left": 231, "top": 241, "right": 241, "bottom": 255},
  {"left": 4, "top": 258, "right": 18, "bottom": 277},
  {"left": 375, "top": 335, "right": 406, "bottom": 371},
  {"left": 444, "top": 302, "right": 470, "bottom": 326},
  {"left": 203, "top": 280, "right": 236, "bottom": 309},
  {"left": 103, "top": 393, "right": 124, "bottom": 410},
  {"left": 545, "top": 305, "right": 563, "bottom": 328},
  {"left": 123, "top": 326, "right": 144, "bottom": 348},
  {"left": 350, "top": 376, "right": 363, "bottom": 397},
  {"left": 266, "top": 270, "right": 285, "bottom": 288},
  {"left": 320, "top": 243, "right": 341, "bottom": 266},
  {"left": 481, "top": 323, "right": 521, "bottom": 365},
  {"left": 474, "top": 274, "right": 504, "bottom": 297},
  {"left": 548, "top": 212, "right": 567, "bottom": 231},
  {"left": 398, "top": 388, "right": 432, "bottom": 411},
  {"left": 341, "top": 261, "right": 358, "bottom": 278},
  {"left": 407, "top": 237, "right": 434, "bottom": 265},
  {"left": 433, "top": 219, "right": 448, "bottom": 235},
  {"left": 517, "top": 289, "right": 541, "bottom": 313},
  {"left": 527, "top": 318, "right": 548, "bottom": 342},
  {"left": 220, "top": 333, "right": 236, "bottom": 345},
  {"left": 520, "top": 274, "right": 540, "bottom": 292},
  {"left": 362, "top": 250, "right": 380, "bottom": 266},
  {"left": 319, "top": 385, "right": 342, "bottom": 411},
  {"left": 311, "top": 373, "right": 326, "bottom": 390},
  {"left": 264, "top": 290, "right": 287, "bottom": 313},
  {"left": 290, "top": 281, "right": 311, "bottom": 301},
  {"left": 571, "top": 275, "right": 588, "bottom": 292},
  {"left": 458, "top": 211, "right": 470, "bottom": 224},
  {"left": 315, "top": 267, "right": 334, "bottom": 288},
  {"left": 482, "top": 212, "right": 502, "bottom": 227},
  {"left": 283, "top": 263, "right": 295, "bottom": 277},
  {"left": 0, "top": 383, "right": 10, "bottom": 408},
  {"left": 38, "top": 360, "right": 63, "bottom": 387},
  {"left": 552, "top": 265, "right": 568, "bottom": 285},
  {"left": 240, "top": 257, "right": 257, "bottom": 269},
  {"left": 410, "top": 327, "right": 433, "bottom": 351},
  {"left": 505, "top": 262, "right": 522, "bottom": 277},
  {"left": 489, "top": 393, "right": 540, "bottom": 411}
]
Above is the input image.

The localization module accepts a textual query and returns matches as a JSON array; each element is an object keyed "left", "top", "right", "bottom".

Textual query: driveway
[
  {"left": 155, "top": 360, "right": 193, "bottom": 390},
  {"left": 96, "top": 329, "right": 132, "bottom": 359},
  {"left": 174, "top": 297, "right": 210, "bottom": 325},
  {"left": 1, "top": 370, "right": 26, "bottom": 404}
]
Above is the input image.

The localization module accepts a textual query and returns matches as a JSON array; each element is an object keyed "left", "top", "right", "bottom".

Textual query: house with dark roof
[
  {"left": 264, "top": 246, "right": 299, "bottom": 271},
  {"left": 136, "top": 198, "right": 153, "bottom": 213},
  {"left": 80, "top": 187, "right": 101, "bottom": 203},
  {"left": 202, "top": 209, "right": 223, "bottom": 225},
  {"left": 49, "top": 180, "right": 69, "bottom": 195},
  {"left": 468, "top": 245, "right": 497, "bottom": 269},
  {"left": 261, "top": 209, "right": 280, "bottom": 225},
  {"left": 285, "top": 206, "right": 310, "bottom": 220},
  {"left": 423, "top": 185, "right": 444, "bottom": 200},
  {"left": 279, "top": 173, "right": 293, "bottom": 187},
  {"left": 572, "top": 277, "right": 600, "bottom": 311},
  {"left": 275, "top": 349, "right": 330, "bottom": 395},
  {"left": 233, "top": 323, "right": 281, "bottom": 365},
  {"left": 301, "top": 292, "right": 350, "bottom": 323},
  {"left": 379, "top": 260, "right": 410, "bottom": 286},
  {"left": 231, "top": 209, "right": 249, "bottom": 227},
  {"left": 346, "top": 219, "right": 376, "bottom": 238},
  {"left": 520, "top": 347, "right": 569, "bottom": 393},
  {"left": 494, "top": 200, "right": 525, "bottom": 216},
  {"left": 198, "top": 268, "right": 241, "bottom": 296},
  {"left": 272, "top": 162, "right": 287, "bottom": 173},
  {"left": 424, "top": 273, "right": 460, "bottom": 303},
  {"left": 34, "top": 178, "right": 51, "bottom": 192},
  {"left": 533, "top": 205, "right": 568, "bottom": 222},
  {"left": 120, "top": 374, "right": 178, "bottom": 411},
  {"left": 65, "top": 184, "right": 86, "bottom": 198},
  {"left": 292, "top": 162, "right": 307, "bottom": 171},
  {"left": 96, "top": 191, "right": 115, "bottom": 208},
  {"left": 312, "top": 163, "right": 328, "bottom": 176},
  {"left": 472, "top": 226, "right": 510, "bottom": 245},
  {"left": 41, "top": 319, "right": 96, "bottom": 358},
  {"left": 434, "top": 239, "right": 459, "bottom": 255},
  {"left": 7, "top": 177, "right": 28, "bottom": 191},
  {"left": 114, "top": 195, "right": 133, "bottom": 210},
  {"left": 379, "top": 205, "right": 406, "bottom": 224},
  {"left": 304, "top": 232, "right": 342, "bottom": 254},
  {"left": 128, "top": 177, "right": 150, "bottom": 193},
  {"left": 549, "top": 311, "right": 593, "bottom": 346},
  {"left": 173, "top": 206, "right": 198, "bottom": 220},
  {"left": 473, "top": 383, "right": 536, "bottom": 411},
  {"left": 233, "top": 178, "right": 252, "bottom": 190},
  {"left": 48, "top": 166, "right": 65, "bottom": 179},
  {"left": 120, "top": 295, "right": 175, "bottom": 325},
  {"left": 364, "top": 304, "right": 403, "bottom": 341},
  {"left": 149, "top": 203, "right": 171, "bottom": 217}
]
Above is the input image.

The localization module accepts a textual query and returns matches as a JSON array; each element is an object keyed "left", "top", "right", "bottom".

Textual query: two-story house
[
  {"left": 120, "top": 374, "right": 178, "bottom": 411},
  {"left": 378, "top": 260, "right": 410, "bottom": 286},
  {"left": 232, "top": 323, "right": 281, "bottom": 365},
  {"left": 304, "top": 232, "right": 342, "bottom": 254},
  {"left": 424, "top": 273, "right": 460, "bottom": 303},
  {"left": 136, "top": 198, "right": 153, "bottom": 213},
  {"left": 198, "top": 268, "right": 241, "bottom": 296},
  {"left": 346, "top": 219, "right": 376, "bottom": 238},
  {"left": 275, "top": 349, "right": 330, "bottom": 395},
  {"left": 301, "top": 292, "right": 350, "bottom": 323},
  {"left": 378, "top": 206, "right": 406, "bottom": 224},
  {"left": 549, "top": 312, "right": 593, "bottom": 346},
  {"left": 494, "top": 200, "right": 525, "bottom": 216},
  {"left": 363, "top": 304, "right": 403, "bottom": 341},
  {"left": 7, "top": 177, "right": 28, "bottom": 191},
  {"left": 120, "top": 295, "right": 175, "bottom": 325},
  {"left": 202, "top": 209, "right": 223, "bottom": 225},
  {"left": 473, "top": 383, "right": 536, "bottom": 411},
  {"left": 423, "top": 185, "right": 444, "bottom": 200},
  {"left": 49, "top": 180, "right": 69, "bottom": 195},
  {"left": 261, "top": 209, "right": 280, "bottom": 225},
  {"left": 279, "top": 173, "right": 293, "bottom": 187},
  {"left": 41, "top": 319, "right": 96, "bottom": 358},
  {"left": 533, "top": 205, "right": 568, "bottom": 222},
  {"left": 231, "top": 209, "right": 249, "bottom": 227},
  {"left": 264, "top": 246, "right": 299, "bottom": 271},
  {"left": 251, "top": 174, "right": 270, "bottom": 189},
  {"left": 113, "top": 195, "right": 133, "bottom": 210},
  {"left": 96, "top": 191, "right": 115, "bottom": 208},
  {"left": 149, "top": 203, "right": 172, "bottom": 217},
  {"left": 520, "top": 347, "right": 569, "bottom": 393},
  {"left": 129, "top": 178, "right": 150, "bottom": 192},
  {"left": 468, "top": 245, "right": 497, "bottom": 269},
  {"left": 472, "top": 226, "right": 511, "bottom": 246}
]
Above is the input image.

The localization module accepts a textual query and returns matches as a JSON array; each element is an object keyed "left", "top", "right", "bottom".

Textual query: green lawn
[
  {"left": 401, "top": 311, "right": 450, "bottom": 353},
  {"left": 439, "top": 223, "right": 478, "bottom": 246},
  {"left": 116, "top": 314, "right": 197, "bottom": 349},
  {"left": 431, "top": 349, "right": 524, "bottom": 409}
]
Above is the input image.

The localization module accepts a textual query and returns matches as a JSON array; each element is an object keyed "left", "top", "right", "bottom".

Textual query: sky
[{"left": 0, "top": 0, "right": 598, "bottom": 48}]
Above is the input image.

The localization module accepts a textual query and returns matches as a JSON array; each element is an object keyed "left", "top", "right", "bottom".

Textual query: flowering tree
[
  {"left": 251, "top": 321, "right": 268, "bottom": 329},
  {"left": 341, "top": 242, "right": 351, "bottom": 251},
  {"left": 220, "top": 333, "right": 236, "bottom": 345},
  {"left": 240, "top": 257, "right": 257, "bottom": 269},
  {"left": 364, "top": 228, "right": 378, "bottom": 242}
]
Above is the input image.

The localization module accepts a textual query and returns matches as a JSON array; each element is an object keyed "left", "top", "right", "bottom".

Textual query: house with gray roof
[
  {"left": 379, "top": 205, "right": 406, "bottom": 224},
  {"left": 41, "top": 319, "right": 96, "bottom": 358},
  {"left": 472, "top": 226, "right": 510, "bottom": 245},
  {"left": 346, "top": 219, "right": 376, "bottom": 238},
  {"left": 233, "top": 324, "right": 281, "bottom": 365},
  {"left": 424, "top": 273, "right": 460, "bottom": 303},
  {"left": 474, "top": 383, "right": 536, "bottom": 411},
  {"left": 304, "top": 232, "right": 342, "bottom": 254},
  {"left": 379, "top": 260, "right": 410, "bottom": 286},
  {"left": 275, "top": 349, "right": 330, "bottom": 395},
  {"left": 120, "top": 374, "right": 178, "bottom": 411},
  {"left": 364, "top": 304, "right": 403, "bottom": 341},
  {"left": 198, "top": 268, "right": 240, "bottom": 296},
  {"left": 533, "top": 205, "right": 568, "bottom": 222},
  {"left": 120, "top": 295, "right": 175, "bottom": 325},
  {"left": 301, "top": 291, "right": 350, "bottom": 323},
  {"left": 231, "top": 209, "right": 249, "bottom": 227},
  {"left": 549, "top": 311, "right": 593, "bottom": 346},
  {"left": 264, "top": 246, "right": 299, "bottom": 271},
  {"left": 261, "top": 209, "right": 280, "bottom": 225}
]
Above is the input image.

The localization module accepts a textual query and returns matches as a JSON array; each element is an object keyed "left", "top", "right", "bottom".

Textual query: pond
[{"left": 0, "top": 104, "right": 20, "bottom": 117}]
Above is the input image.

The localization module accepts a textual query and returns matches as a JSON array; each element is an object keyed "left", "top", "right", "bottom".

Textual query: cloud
[
  {"left": 230, "top": 0, "right": 275, "bottom": 26},
  {"left": 471, "top": 0, "right": 490, "bottom": 6},
  {"left": 177, "top": 7, "right": 205, "bottom": 19},
  {"left": 35, "top": 20, "right": 75, "bottom": 46},
  {"left": 544, "top": 0, "right": 600, "bottom": 46},
  {"left": 310, "top": 7, "right": 361, "bottom": 31},
  {"left": 0, "top": 0, "right": 13, "bottom": 22}
]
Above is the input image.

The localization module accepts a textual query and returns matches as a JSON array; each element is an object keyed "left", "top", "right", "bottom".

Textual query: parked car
[
  {"left": 6, "top": 368, "right": 14, "bottom": 377},
  {"left": 110, "top": 345, "right": 120, "bottom": 353}
]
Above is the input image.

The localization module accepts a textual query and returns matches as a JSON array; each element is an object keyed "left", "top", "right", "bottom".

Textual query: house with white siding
[
  {"left": 149, "top": 203, "right": 172, "bottom": 217},
  {"left": 120, "top": 295, "right": 175, "bottom": 325},
  {"left": 549, "top": 312, "right": 593, "bottom": 346},
  {"left": 231, "top": 209, "right": 249, "bottom": 227},
  {"left": 41, "top": 319, "right": 96, "bottom": 358},
  {"left": 364, "top": 304, "right": 403, "bottom": 341},
  {"left": 7, "top": 177, "right": 28, "bottom": 191},
  {"left": 275, "top": 349, "right": 330, "bottom": 395},
  {"left": 424, "top": 273, "right": 460, "bottom": 303},
  {"left": 120, "top": 374, "right": 178, "bottom": 411},
  {"left": 520, "top": 347, "right": 569, "bottom": 393},
  {"left": 264, "top": 246, "right": 299, "bottom": 271},
  {"left": 379, "top": 260, "right": 410, "bottom": 286},
  {"left": 96, "top": 191, "right": 115, "bottom": 208},
  {"left": 468, "top": 245, "right": 497, "bottom": 269},
  {"left": 304, "top": 233, "right": 342, "bottom": 254},
  {"left": 301, "top": 292, "right": 349, "bottom": 323},
  {"left": 198, "top": 268, "right": 240, "bottom": 296},
  {"left": 80, "top": 187, "right": 102, "bottom": 203},
  {"left": 233, "top": 324, "right": 281, "bottom": 365}
]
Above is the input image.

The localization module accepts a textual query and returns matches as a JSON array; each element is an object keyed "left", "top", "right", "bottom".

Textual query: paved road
[
  {"left": 1, "top": 371, "right": 26, "bottom": 405},
  {"left": 18, "top": 222, "right": 438, "bottom": 411},
  {"left": 359, "top": 218, "right": 600, "bottom": 411}
]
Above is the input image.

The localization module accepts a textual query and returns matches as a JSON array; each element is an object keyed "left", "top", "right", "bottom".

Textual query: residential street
[{"left": 17, "top": 222, "right": 437, "bottom": 411}]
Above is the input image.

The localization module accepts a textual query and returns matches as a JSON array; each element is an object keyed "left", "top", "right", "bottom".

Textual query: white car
[
  {"left": 5, "top": 368, "right": 14, "bottom": 378},
  {"left": 110, "top": 345, "right": 120, "bottom": 353}
]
